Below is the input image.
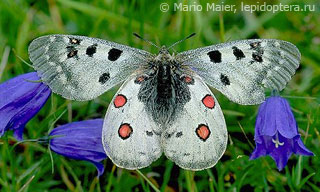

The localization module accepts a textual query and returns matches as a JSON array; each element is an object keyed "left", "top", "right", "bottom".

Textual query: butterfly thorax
[{"left": 135, "top": 49, "right": 193, "bottom": 128}]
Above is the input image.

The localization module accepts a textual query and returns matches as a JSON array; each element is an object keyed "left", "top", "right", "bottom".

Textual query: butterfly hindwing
[
  {"left": 102, "top": 76, "right": 162, "bottom": 169},
  {"left": 177, "top": 39, "right": 300, "bottom": 105},
  {"left": 28, "top": 35, "right": 152, "bottom": 100},
  {"left": 162, "top": 75, "right": 228, "bottom": 170}
]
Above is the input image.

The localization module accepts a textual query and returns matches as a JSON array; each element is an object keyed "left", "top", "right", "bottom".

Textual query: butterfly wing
[
  {"left": 162, "top": 75, "right": 227, "bottom": 170},
  {"left": 28, "top": 35, "right": 152, "bottom": 101},
  {"left": 176, "top": 39, "right": 300, "bottom": 105},
  {"left": 102, "top": 75, "right": 162, "bottom": 169}
]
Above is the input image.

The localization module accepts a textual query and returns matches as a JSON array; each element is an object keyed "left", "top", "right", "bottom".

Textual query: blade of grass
[
  {"left": 294, "top": 156, "right": 303, "bottom": 188},
  {"left": 219, "top": 13, "right": 225, "bottom": 42},
  {"left": 106, "top": 165, "right": 116, "bottom": 192},
  {"left": 89, "top": 177, "right": 99, "bottom": 192},
  {"left": 17, "top": 159, "right": 43, "bottom": 183},
  {"left": 160, "top": 161, "right": 174, "bottom": 192},
  {"left": 139, "top": 174, "right": 150, "bottom": 192},
  {"left": 18, "top": 175, "right": 35, "bottom": 192},
  {"left": 136, "top": 170, "right": 160, "bottom": 192},
  {"left": 185, "top": 170, "right": 193, "bottom": 192},
  {"left": 1, "top": 137, "right": 10, "bottom": 191},
  {"left": 294, "top": 114, "right": 313, "bottom": 189},
  {"left": 297, "top": 172, "right": 316, "bottom": 189},
  {"left": 0, "top": 178, "right": 6, "bottom": 188},
  {"left": 237, "top": 166, "right": 252, "bottom": 191},
  {"left": 60, "top": 158, "right": 84, "bottom": 192},
  {"left": 207, "top": 169, "right": 217, "bottom": 192},
  {"left": 238, "top": 122, "right": 254, "bottom": 149},
  {"left": 48, "top": 145, "right": 55, "bottom": 174},
  {"left": 67, "top": 100, "right": 72, "bottom": 123},
  {"left": 0, "top": 45, "right": 10, "bottom": 80},
  {"left": 185, "top": 170, "right": 198, "bottom": 192},
  {"left": 59, "top": 164, "right": 75, "bottom": 191},
  {"left": 306, "top": 181, "right": 320, "bottom": 192}
]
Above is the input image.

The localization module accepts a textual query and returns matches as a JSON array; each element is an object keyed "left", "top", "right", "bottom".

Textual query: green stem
[
  {"left": 219, "top": 13, "right": 225, "bottom": 42},
  {"left": 136, "top": 170, "right": 160, "bottom": 192},
  {"left": 185, "top": 170, "right": 197, "bottom": 192},
  {"left": 106, "top": 165, "right": 116, "bottom": 192},
  {"left": 295, "top": 153, "right": 302, "bottom": 188},
  {"left": 185, "top": 170, "right": 192, "bottom": 192},
  {"left": 206, "top": 169, "right": 216, "bottom": 192}
]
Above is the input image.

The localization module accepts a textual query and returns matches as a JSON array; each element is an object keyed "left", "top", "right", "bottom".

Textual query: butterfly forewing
[
  {"left": 102, "top": 76, "right": 162, "bottom": 169},
  {"left": 162, "top": 75, "right": 228, "bottom": 170},
  {"left": 177, "top": 39, "right": 300, "bottom": 105},
  {"left": 28, "top": 35, "right": 152, "bottom": 100}
]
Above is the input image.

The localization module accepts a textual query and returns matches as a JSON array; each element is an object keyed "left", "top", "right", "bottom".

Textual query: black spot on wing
[
  {"left": 252, "top": 52, "right": 263, "bottom": 63},
  {"left": 86, "top": 44, "right": 97, "bottom": 57},
  {"left": 220, "top": 74, "right": 230, "bottom": 86},
  {"left": 146, "top": 131, "right": 153, "bottom": 136},
  {"left": 69, "top": 38, "right": 81, "bottom": 45},
  {"left": 99, "top": 72, "right": 110, "bottom": 84},
  {"left": 207, "top": 50, "right": 221, "bottom": 63},
  {"left": 250, "top": 41, "right": 264, "bottom": 63},
  {"left": 250, "top": 42, "right": 261, "bottom": 49},
  {"left": 66, "top": 46, "right": 78, "bottom": 58},
  {"left": 108, "top": 48, "right": 123, "bottom": 61},
  {"left": 232, "top": 46, "right": 245, "bottom": 60},
  {"left": 164, "top": 132, "right": 173, "bottom": 139},
  {"left": 176, "top": 131, "right": 183, "bottom": 138}
]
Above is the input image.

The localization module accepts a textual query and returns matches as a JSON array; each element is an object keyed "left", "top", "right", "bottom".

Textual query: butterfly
[{"left": 28, "top": 34, "right": 300, "bottom": 170}]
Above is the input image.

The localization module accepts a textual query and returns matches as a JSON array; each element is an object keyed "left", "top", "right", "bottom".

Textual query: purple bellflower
[
  {"left": 0, "top": 72, "right": 51, "bottom": 140},
  {"left": 49, "top": 119, "right": 107, "bottom": 176},
  {"left": 250, "top": 96, "right": 314, "bottom": 170}
]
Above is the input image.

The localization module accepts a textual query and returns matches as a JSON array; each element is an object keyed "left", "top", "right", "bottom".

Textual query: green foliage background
[{"left": 0, "top": 0, "right": 319, "bottom": 191}]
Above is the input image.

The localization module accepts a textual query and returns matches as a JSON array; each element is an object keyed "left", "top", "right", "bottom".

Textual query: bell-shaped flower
[
  {"left": 49, "top": 119, "right": 107, "bottom": 176},
  {"left": 250, "top": 96, "right": 314, "bottom": 170},
  {"left": 0, "top": 72, "right": 51, "bottom": 140}
]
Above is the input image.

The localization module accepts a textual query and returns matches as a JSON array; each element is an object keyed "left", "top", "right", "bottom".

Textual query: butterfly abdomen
[{"left": 157, "top": 65, "right": 173, "bottom": 99}]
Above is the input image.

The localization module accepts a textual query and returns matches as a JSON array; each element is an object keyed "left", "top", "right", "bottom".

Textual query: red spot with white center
[
  {"left": 202, "top": 94, "right": 215, "bottom": 109},
  {"left": 114, "top": 94, "right": 127, "bottom": 108},
  {"left": 180, "top": 75, "right": 194, "bottom": 85},
  {"left": 118, "top": 123, "right": 133, "bottom": 140},
  {"left": 137, "top": 76, "right": 144, "bottom": 82},
  {"left": 196, "top": 124, "right": 211, "bottom": 141},
  {"left": 135, "top": 75, "right": 147, "bottom": 84},
  {"left": 184, "top": 76, "right": 193, "bottom": 84}
]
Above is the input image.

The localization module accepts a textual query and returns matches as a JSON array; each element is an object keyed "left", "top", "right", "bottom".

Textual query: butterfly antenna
[
  {"left": 168, "top": 33, "right": 196, "bottom": 50},
  {"left": 133, "top": 33, "right": 160, "bottom": 49}
]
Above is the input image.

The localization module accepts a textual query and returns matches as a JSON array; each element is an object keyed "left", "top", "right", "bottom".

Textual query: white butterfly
[{"left": 28, "top": 34, "right": 300, "bottom": 170}]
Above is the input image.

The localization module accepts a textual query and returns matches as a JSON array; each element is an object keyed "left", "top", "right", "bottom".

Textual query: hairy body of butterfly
[
  {"left": 28, "top": 35, "right": 300, "bottom": 170},
  {"left": 136, "top": 48, "right": 192, "bottom": 128}
]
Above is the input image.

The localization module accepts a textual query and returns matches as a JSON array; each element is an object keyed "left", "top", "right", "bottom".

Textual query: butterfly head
[{"left": 155, "top": 46, "right": 173, "bottom": 61}]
